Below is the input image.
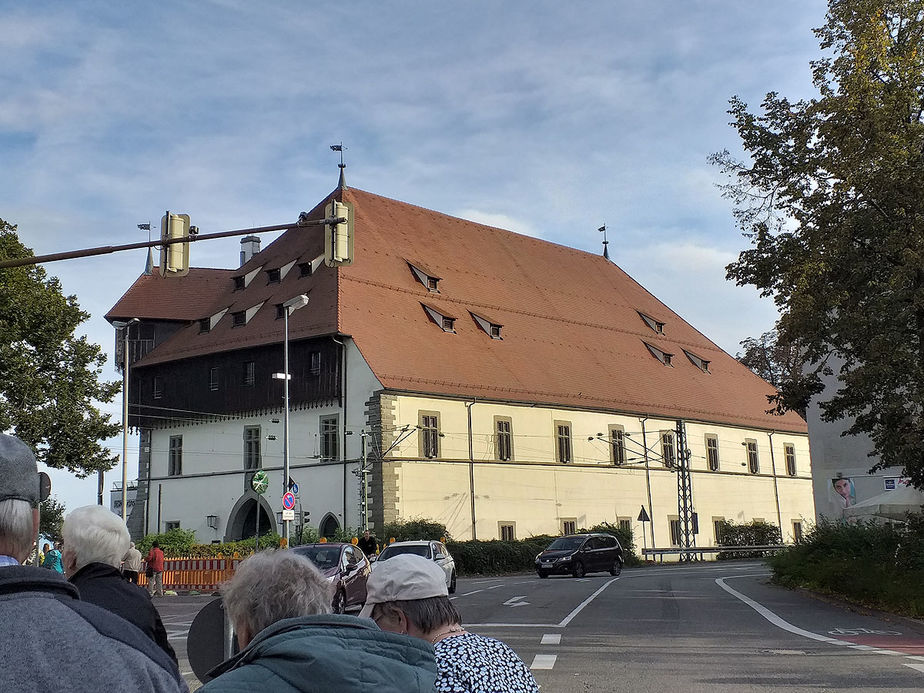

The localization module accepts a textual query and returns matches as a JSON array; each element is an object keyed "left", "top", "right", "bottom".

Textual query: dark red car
[{"left": 292, "top": 543, "right": 371, "bottom": 613}]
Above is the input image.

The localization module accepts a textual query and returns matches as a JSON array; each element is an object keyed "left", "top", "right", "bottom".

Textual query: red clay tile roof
[
  {"left": 111, "top": 187, "right": 806, "bottom": 433},
  {"left": 106, "top": 269, "right": 237, "bottom": 322}
]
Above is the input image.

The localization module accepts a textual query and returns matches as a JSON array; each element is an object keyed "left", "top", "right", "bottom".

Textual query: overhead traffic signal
[{"left": 160, "top": 212, "right": 191, "bottom": 277}]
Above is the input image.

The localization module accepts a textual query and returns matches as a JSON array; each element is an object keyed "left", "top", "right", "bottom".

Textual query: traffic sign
[
  {"left": 251, "top": 470, "right": 269, "bottom": 494},
  {"left": 637, "top": 505, "right": 650, "bottom": 522},
  {"left": 282, "top": 509, "right": 295, "bottom": 521},
  {"left": 282, "top": 492, "right": 296, "bottom": 510},
  {"left": 290, "top": 482, "right": 299, "bottom": 495}
]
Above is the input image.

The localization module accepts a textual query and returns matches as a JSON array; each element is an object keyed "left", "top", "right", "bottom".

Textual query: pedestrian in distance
[
  {"left": 41, "top": 541, "right": 63, "bottom": 573},
  {"left": 146, "top": 540, "right": 166, "bottom": 596},
  {"left": 0, "top": 433, "right": 186, "bottom": 693},
  {"left": 62, "top": 505, "right": 177, "bottom": 663},
  {"left": 358, "top": 529, "right": 379, "bottom": 557},
  {"left": 198, "top": 549, "right": 437, "bottom": 693},
  {"left": 39, "top": 542, "right": 49, "bottom": 566},
  {"left": 362, "top": 553, "right": 540, "bottom": 693},
  {"left": 122, "top": 541, "right": 143, "bottom": 584}
]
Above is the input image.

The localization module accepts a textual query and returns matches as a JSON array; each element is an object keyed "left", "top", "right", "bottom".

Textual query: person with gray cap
[
  {"left": 362, "top": 553, "right": 539, "bottom": 692},
  {"left": 0, "top": 433, "right": 187, "bottom": 692}
]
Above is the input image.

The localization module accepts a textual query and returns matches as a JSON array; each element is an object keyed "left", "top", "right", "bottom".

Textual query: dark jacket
[
  {"left": 199, "top": 614, "right": 436, "bottom": 693},
  {"left": 358, "top": 535, "right": 379, "bottom": 556},
  {"left": 0, "top": 565, "right": 186, "bottom": 692},
  {"left": 70, "top": 561, "right": 177, "bottom": 663}
]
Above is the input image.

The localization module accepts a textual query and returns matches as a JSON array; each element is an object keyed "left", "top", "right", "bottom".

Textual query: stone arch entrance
[
  {"left": 319, "top": 512, "right": 340, "bottom": 539},
  {"left": 225, "top": 493, "right": 276, "bottom": 542}
]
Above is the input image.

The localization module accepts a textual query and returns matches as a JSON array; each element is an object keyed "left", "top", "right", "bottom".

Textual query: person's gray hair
[
  {"left": 372, "top": 595, "right": 461, "bottom": 633},
  {"left": 62, "top": 505, "right": 130, "bottom": 570},
  {"left": 0, "top": 499, "right": 35, "bottom": 561},
  {"left": 221, "top": 550, "right": 332, "bottom": 638}
]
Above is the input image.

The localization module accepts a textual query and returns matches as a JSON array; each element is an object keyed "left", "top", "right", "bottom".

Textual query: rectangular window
[
  {"left": 669, "top": 518, "right": 681, "bottom": 546},
  {"left": 498, "top": 523, "right": 516, "bottom": 541},
  {"left": 320, "top": 415, "right": 339, "bottom": 460},
  {"left": 199, "top": 318, "right": 210, "bottom": 334},
  {"left": 609, "top": 425, "right": 626, "bottom": 465},
  {"left": 555, "top": 421, "right": 572, "bottom": 463},
  {"left": 233, "top": 276, "right": 245, "bottom": 291},
  {"left": 309, "top": 352, "right": 321, "bottom": 376},
  {"left": 243, "top": 426, "right": 261, "bottom": 469},
  {"left": 661, "top": 431, "right": 676, "bottom": 468},
  {"left": 495, "top": 417, "right": 513, "bottom": 461},
  {"left": 792, "top": 520, "right": 803, "bottom": 543},
  {"left": 299, "top": 262, "right": 312, "bottom": 278},
  {"left": 705, "top": 434, "right": 719, "bottom": 471},
  {"left": 561, "top": 519, "right": 577, "bottom": 535},
  {"left": 441, "top": 316, "right": 455, "bottom": 332},
  {"left": 243, "top": 361, "right": 255, "bottom": 387},
  {"left": 209, "top": 367, "right": 219, "bottom": 391},
  {"left": 713, "top": 518, "right": 726, "bottom": 544},
  {"left": 168, "top": 435, "right": 183, "bottom": 476},
  {"left": 267, "top": 268, "right": 281, "bottom": 283},
  {"left": 275, "top": 304, "right": 285, "bottom": 319},
  {"left": 153, "top": 376, "right": 163, "bottom": 400},
  {"left": 232, "top": 311, "right": 245, "bottom": 327},
  {"left": 618, "top": 518, "right": 631, "bottom": 535},
  {"left": 165, "top": 521, "right": 181, "bottom": 531},
  {"left": 746, "top": 439, "right": 760, "bottom": 474},
  {"left": 419, "top": 412, "right": 440, "bottom": 459},
  {"left": 784, "top": 443, "right": 797, "bottom": 476}
]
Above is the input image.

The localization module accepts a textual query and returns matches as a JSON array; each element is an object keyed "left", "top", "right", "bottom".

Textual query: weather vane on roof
[
  {"left": 330, "top": 143, "right": 347, "bottom": 189},
  {"left": 599, "top": 224, "right": 609, "bottom": 260}
]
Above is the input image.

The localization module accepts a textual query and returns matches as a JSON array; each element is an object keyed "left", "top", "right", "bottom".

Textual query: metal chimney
[{"left": 240, "top": 235, "right": 261, "bottom": 266}]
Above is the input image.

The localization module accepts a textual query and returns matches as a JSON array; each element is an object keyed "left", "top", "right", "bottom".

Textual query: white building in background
[{"left": 107, "top": 175, "right": 815, "bottom": 546}]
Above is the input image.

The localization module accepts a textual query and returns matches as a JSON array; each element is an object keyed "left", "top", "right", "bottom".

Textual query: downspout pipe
[
  {"left": 467, "top": 399, "right": 476, "bottom": 540},
  {"left": 332, "top": 336, "right": 347, "bottom": 528},
  {"left": 768, "top": 431, "right": 783, "bottom": 539},
  {"left": 640, "top": 417, "right": 655, "bottom": 549}
]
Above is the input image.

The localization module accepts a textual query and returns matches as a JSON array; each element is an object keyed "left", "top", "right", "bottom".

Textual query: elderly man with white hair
[
  {"left": 0, "top": 434, "right": 185, "bottom": 692},
  {"left": 199, "top": 549, "right": 436, "bottom": 692},
  {"left": 62, "top": 504, "right": 177, "bottom": 663}
]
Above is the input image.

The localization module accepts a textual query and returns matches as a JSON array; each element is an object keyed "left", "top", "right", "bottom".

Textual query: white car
[{"left": 375, "top": 540, "right": 457, "bottom": 594}]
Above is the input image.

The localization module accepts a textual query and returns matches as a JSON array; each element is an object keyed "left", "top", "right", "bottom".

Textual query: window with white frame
[
  {"left": 609, "top": 424, "right": 626, "bottom": 465},
  {"left": 320, "top": 415, "right": 339, "bottom": 460},
  {"left": 660, "top": 431, "right": 676, "bottom": 468},
  {"left": 243, "top": 426, "right": 261, "bottom": 469},
  {"left": 784, "top": 443, "right": 797, "bottom": 476},
  {"left": 498, "top": 523, "right": 516, "bottom": 541},
  {"left": 495, "top": 417, "right": 513, "bottom": 461},
  {"left": 168, "top": 436, "right": 183, "bottom": 476},
  {"left": 561, "top": 518, "right": 577, "bottom": 535},
  {"left": 705, "top": 434, "right": 719, "bottom": 471},
  {"left": 419, "top": 412, "right": 440, "bottom": 459},
  {"left": 555, "top": 421, "right": 572, "bottom": 463},
  {"left": 746, "top": 439, "right": 760, "bottom": 473}
]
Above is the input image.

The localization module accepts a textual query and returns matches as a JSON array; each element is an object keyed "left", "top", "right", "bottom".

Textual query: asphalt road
[{"left": 156, "top": 561, "right": 924, "bottom": 691}]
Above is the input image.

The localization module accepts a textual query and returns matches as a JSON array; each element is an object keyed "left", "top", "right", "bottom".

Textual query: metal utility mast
[{"left": 675, "top": 419, "right": 697, "bottom": 561}]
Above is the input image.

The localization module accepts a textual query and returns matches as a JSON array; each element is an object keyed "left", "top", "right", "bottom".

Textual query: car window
[
  {"left": 295, "top": 546, "right": 339, "bottom": 570},
  {"left": 601, "top": 535, "right": 617, "bottom": 548},
  {"left": 546, "top": 536, "right": 585, "bottom": 551},
  {"left": 345, "top": 546, "right": 359, "bottom": 564},
  {"left": 378, "top": 544, "right": 431, "bottom": 561},
  {"left": 432, "top": 543, "right": 445, "bottom": 559},
  {"left": 586, "top": 537, "right": 603, "bottom": 550}
]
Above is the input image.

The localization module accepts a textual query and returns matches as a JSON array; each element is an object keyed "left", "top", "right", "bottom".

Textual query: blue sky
[{"left": 1, "top": 1, "right": 829, "bottom": 514}]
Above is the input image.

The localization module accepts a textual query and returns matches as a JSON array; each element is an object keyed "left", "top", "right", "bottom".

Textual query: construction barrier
[{"left": 139, "top": 557, "right": 244, "bottom": 593}]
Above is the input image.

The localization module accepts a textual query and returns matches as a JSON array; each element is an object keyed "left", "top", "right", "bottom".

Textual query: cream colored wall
[{"left": 382, "top": 395, "right": 816, "bottom": 546}]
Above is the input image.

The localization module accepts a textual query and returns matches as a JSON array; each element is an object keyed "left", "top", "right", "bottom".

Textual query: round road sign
[
  {"left": 251, "top": 470, "right": 269, "bottom": 494},
  {"left": 282, "top": 492, "right": 296, "bottom": 510}
]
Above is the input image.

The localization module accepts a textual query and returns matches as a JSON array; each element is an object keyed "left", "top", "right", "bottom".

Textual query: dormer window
[
  {"left": 199, "top": 318, "right": 210, "bottom": 334},
  {"left": 299, "top": 262, "right": 313, "bottom": 278},
  {"left": 684, "top": 350, "right": 710, "bottom": 373},
  {"left": 267, "top": 268, "right": 281, "bottom": 284},
  {"left": 638, "top": 311, "right": 665, "bottom": 334},
  {"left": 232, "top": 311, "right": 246, "bottom": 327},
  {"left": 275, "top": 304, "right": 285, "bottom": 319},
  {"left": 233, "top": 276, "right": 245, "bottom": 291},
  {"left": 644, "top": 342, "right": 673, "bottom": 366},
  {"left": 470, "top": 312, "right": 503, "bottom": 340},
  {"left": 422, "top": 303, "right": 456, "bottom": 333},
  {"left": 408, "top": 261, "right": 442, "bottom": 293}
]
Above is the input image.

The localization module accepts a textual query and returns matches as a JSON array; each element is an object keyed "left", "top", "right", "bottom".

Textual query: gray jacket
[{"left": 0, "top": 565, "right": 187, "bottom": 692}]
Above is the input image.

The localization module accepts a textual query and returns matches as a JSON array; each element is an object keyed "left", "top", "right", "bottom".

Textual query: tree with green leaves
[
  {"left": 713, "top": 0, "right": 924, "bottom": 488},
  {"left": 736, "top": 330, "right": 803, "bottom": 392},
  {"left": 0, "top": 219, "right": 120, "bottom": 477},
  {"left": 39, "top": 496, "right": 66, "bottom": 542}
]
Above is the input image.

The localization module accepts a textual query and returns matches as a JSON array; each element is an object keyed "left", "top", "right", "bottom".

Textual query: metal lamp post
[
  {"left": 278, "top": 294, "right": 309, "bottom": 544},
  {"left": 112, "top": 318, "right": 140, "bottom": 520}
]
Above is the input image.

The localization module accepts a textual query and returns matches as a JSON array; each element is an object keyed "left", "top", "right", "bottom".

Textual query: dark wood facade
[{"left": 129, "top": 336, "right": 342, "bottom": 428}]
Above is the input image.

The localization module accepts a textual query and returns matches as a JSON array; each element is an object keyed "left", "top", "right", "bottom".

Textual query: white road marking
[
  {"left": 904, "top": 663, "right": 924, "bottom": 674},
  {"left": 503, "top": 595, "right": 529, "bottom": 607},
  {"left": 531, "top": 654, "right": 557, "bottom": 670},
  {"left": 558, "top": 578, "right": 619, "bottom": 627},
  {"left": 541, "top": 634, "right": 561, "bottom": 645},
  {"left": 716, "top": 575, "right": 924, "bottom": 672}
]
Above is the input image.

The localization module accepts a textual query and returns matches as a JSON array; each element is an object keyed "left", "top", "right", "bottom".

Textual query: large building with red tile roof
[{"left": 108, "top": 180, "right": 814, "bottom": 551}]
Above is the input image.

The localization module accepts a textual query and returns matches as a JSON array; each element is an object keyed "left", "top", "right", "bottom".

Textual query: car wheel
[
  {"left": 572, "top": 561, "right": 586, "bottom": 578},
  {"left": 332, "top": 589, "right": 346, "bottom": 614},
  {"left": 537, "top": 570, "right": 549, "bottom": 579},
  {"left": 448, "top": 571, "right": 457, "bottom": 594},
  {"left": 610, "top": 558, "right": 623, "bottom": 576}
]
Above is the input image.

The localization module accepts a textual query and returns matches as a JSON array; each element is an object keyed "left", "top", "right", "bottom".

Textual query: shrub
[
  {"left": 715, "top": 519, "right": 782, "bottom": 559},
  {"left": 380, "top": 518, "right": 450, "bottom": 543},
  {"left": 137, "top": 528, "right": 197, "bottom": 558}
]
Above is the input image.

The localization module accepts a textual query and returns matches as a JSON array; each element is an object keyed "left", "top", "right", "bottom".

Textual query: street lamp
[
  {"left": 112, "top": 318, "right": 140, "bottom": 521},
  {"left": 274, "top": 294, "right": 309, "bottom": 544}
]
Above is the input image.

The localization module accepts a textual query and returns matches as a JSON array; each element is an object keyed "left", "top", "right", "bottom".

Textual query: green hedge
[{"left": 768, "top": 515, "right": 924, "bottom": 618}]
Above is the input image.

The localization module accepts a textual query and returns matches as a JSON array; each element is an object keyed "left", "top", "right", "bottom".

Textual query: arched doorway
[
  {"left": 319, "top": 512, "right": 340, "bottom": 539},
  {"left": 225, "top": 493, "right": 276, "bottom": 542}
]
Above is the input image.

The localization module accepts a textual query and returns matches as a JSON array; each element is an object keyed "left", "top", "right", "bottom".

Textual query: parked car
[
  {"left": 292, "top": 542, "right": 371, "bottom": 613},
  {"left": 375, "top": 540, "right": 457, "bottom": 593},
  {"left": 535, "top": 533, "right": 624, "bottom": 578}
]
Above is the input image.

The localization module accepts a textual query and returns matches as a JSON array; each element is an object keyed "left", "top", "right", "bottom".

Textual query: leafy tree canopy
[
  {"left": 713, "top": 0, "right": 924, "bottom": 488},
  {"left": 737, "top": 330, "right": 804, "bottom": 394},
  {"left": 0, "top": 219, "right": 120, "bottom": 477},
  {"left": 39, "top": 496, "right": 66, "bottom": 543}
]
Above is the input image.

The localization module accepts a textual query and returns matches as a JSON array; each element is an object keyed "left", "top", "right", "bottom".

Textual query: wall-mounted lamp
[{"left": 206, "top": 514, "right": 219, "bottom": 530}]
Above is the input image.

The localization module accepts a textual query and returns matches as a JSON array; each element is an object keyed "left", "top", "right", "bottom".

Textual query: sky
[{"left": 0, "top": 1, "right": 830, "bottom": 515}]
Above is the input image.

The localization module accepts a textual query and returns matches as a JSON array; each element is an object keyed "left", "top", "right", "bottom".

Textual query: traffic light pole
[{"left": 0, "top": 216, "right": 346, "bottom": 269}]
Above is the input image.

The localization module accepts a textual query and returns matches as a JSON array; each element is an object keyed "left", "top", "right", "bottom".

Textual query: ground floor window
[
  {"left": 561, "top": 518, "right": 577, "bottom": 535},
  {"left": 498, "top": 522, "right": 516, "bottom": 541}
]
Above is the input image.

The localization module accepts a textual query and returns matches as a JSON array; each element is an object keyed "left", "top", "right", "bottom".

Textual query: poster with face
[{"left": 831, "top": 477, "right": 855, "bottom": 508}]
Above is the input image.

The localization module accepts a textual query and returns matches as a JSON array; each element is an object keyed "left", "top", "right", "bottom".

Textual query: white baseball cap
[{"left": 359, "top": 553, "right": 448, "bottom": 619}]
